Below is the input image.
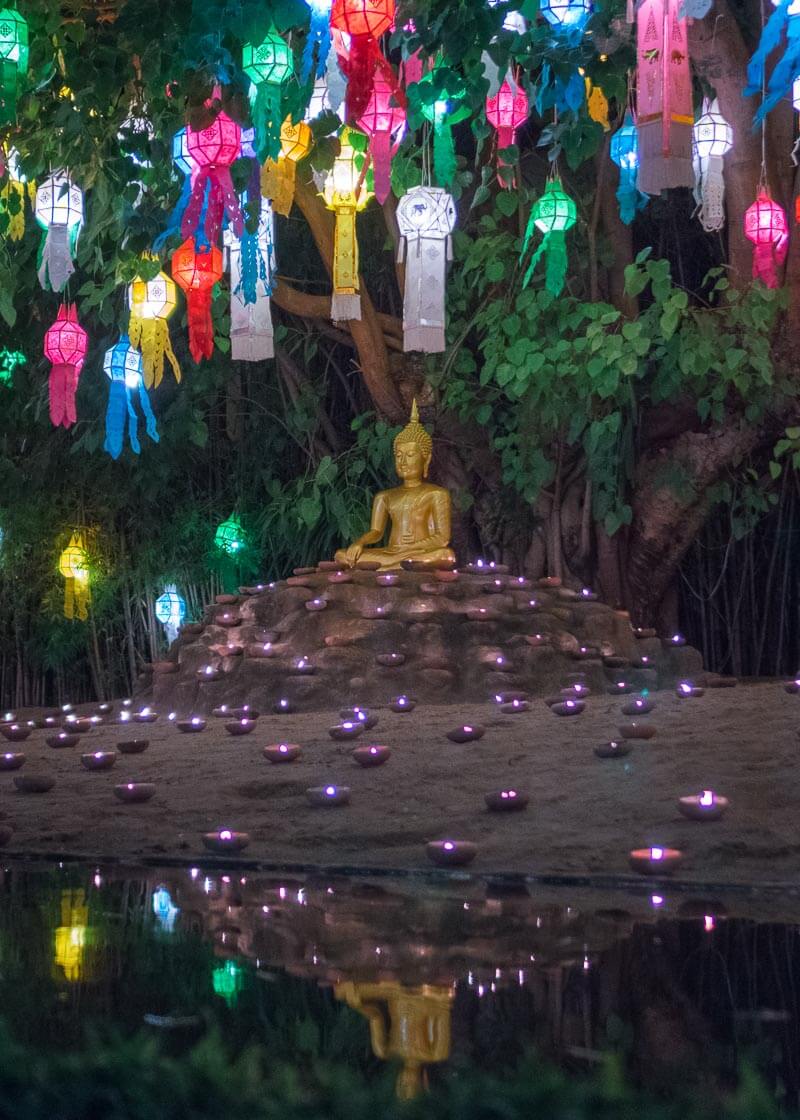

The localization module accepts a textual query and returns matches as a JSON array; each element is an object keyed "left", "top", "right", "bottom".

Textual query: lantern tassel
[
  {"left": 0, "top": 60, "right": 17, "bottom": 127},
  {"left": 64, "top": 576, "right": 75, "bottom": 620},
  {"left": 398, "top": 231, "right": 449, "bottom": 353},
  {"left": 187, "top": 290, "right": 215, "bottom": 362},
  {"left": 0, "top": 179, "right": 25, "bottom": 240},
  {"left": 616, "top": 166, "right": 648, "bottom": 225},
  {"left": 301, "top": 7, "right": 332, "bottom": 81},
  {"left": 129, "top": 315, "right": 181, "bottom": 389},
  {"left": 693, "top": 153, "right": 725, "bottom": 232},
  {"left": 137, "top": 381, "right": 160, "bottom": 445},
  {"left": 182, "top": 168, "right": 243, "bottom": 248},
  {"left": 260, "top": 157, "right": 296, "bottom": 216},
  {"left": 49, "top": 363, "right": 78, "bottom": 428},
  {"left": 38, "top": 224, "right": 75, "bottom": 292},
  {"left": 344, "top": 36, "right": 379, "bottom": 121},
  {"left": 250, "top": 83, "right": 283, "bottom": 163},
  {"left": 370, "top": 129, "right": 392, "bottom": 204},
  {"left": 433, "top": 120, "right": 457, "bottom": 188},
  {"left": 331, "top": 206, "right": 361, "bottom": 321},
  {"left": 104, "top": 380, "right": 130, "bottom": 459}
]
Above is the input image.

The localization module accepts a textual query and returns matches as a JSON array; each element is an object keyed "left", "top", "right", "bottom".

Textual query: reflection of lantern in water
[
  {"left": 34, "top": 173, "right": 83, "bottom": 292},
  {"left": 128, "top": 266, "right": 180, "bottom": 388},
  {"left": 212, "top": 960, "right": 243, "bottom": 1006},
  {"left": 322, "top": 127, "right": 373, "bottom": 321},
  {"left": 54, "top": 889, "right": 88, "bottom": 982},
  {"left": 396, "top": 186, "right": 456, "bottom": 353},
  {"left": 59, "top": 531, "right": 91, "bottom": 621}
]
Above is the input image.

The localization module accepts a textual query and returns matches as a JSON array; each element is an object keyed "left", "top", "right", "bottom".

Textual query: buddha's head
[{"left": 393, "top": 400, "right": 433, "bottom": 482}]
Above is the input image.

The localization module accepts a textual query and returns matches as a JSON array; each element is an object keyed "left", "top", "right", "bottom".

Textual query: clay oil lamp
[
  {"left": 783, "top": 677, "right": 800, "bottom": 694},
  {"left": 525, "top": 633, "right": 546, "bottom": 646},
  {"left": 676, "top": 681, "right": 705, "bottom": 699},
  {"left": 0, "top": 825, "right": 11, "bottom": 846},
  {"left": 494, "top": 690, "right": 528, "bottom": 705},
  {"left": 226, "top": 718, "right": 256, "bottom": 737},
  {"left": 466, "top": 606, "right": 494, "bottom": 622},
  {"left": 482, "top": 578, "right": 506, "bottom": 595},
  {"left": 609, "top": 679, "right": 634, "bottom": 695},
  {"left": 14, "top": 774, "right": 54, "bottom": 794},
  {"left": 231, "top": 705, "right": 258, "bottom": 719},
  {"left": 47, "top": 732, "right": 80, "bottom": 749},
  {"left": 1, "top": 724, "right": 30, "bottom": 743},
  {"left": 517, "top": 597, "right": 540, "bottom": 613},
  {"left": 633, "top": 626, "right": 656, "bottom": 639},
  {"left": 0, "top": 751, "right": 25, "bottom": 771},
  {"left": 376, "top": 652, "right": 405, "bottom": 668},
  {"left": 62, "top": 703, "right": 74, "bottom": 714},
  {"left": 561, "top": 682, "right": 590, "bottom": 698},
  {"left": 113, "top": 781, "right": 156, "bottom": 803},
  {"left": 629, "top": 846, "right": 683, "bottom": 875},
  {"left": 571, "top": 645, "right": 597, "bottom": 661},
  {"left": 621, "top": 695, "right": 655, "bottom": 716},
  {"left": 97, "top": 702, "right": 113, "bottom": 714},
  {"left": 361, "top": 604, "right": 390, "bottom": 619},
  {"left": 618, "top": 722, "right": 657, "bottom": 740},
  {"left": 594, "top": 740, "right": 631, "bottom": 759},
  {"left": 307, "top": 784, "right": 350, "bottom": 807},
  {"left": 376, "top": 572, "right": 399, "bottom": 587},
  {"left": 499, "top": 698, "right": 530, "bottom": 714},
  {"left": 293, "top": 565, "right": 316, "bottom": 576},
  {"left": 212, "top": 705, "right": 231, "bottom": 718},
  {"left": 248, "top": 641, "right": 276, "bottom": 659},
  {"left": 356, "top": 559, "right": 382, "bottom": 571},
  {"left": 353, "top": 744, "right": 391, "bottom": 767},
  {"left": 1, "top": 711, "right": 14, "bottom": 724},
  {"left": 197, "top": 664, "right": 222, "bottom": 683},
  {"left": 202, "top": 828, "right": 250, "bottom": 854},
  {"left": 485, "top": 789, "right": 529, "bottom": 812},
  {"left": 305, "top": 597, "right": 328, "bottom": 612},
  {"left": 263, "top": 742, "right": 301, "bottom": 763},
  {"left": 273, "top": 697, "right": 295, "bottom": 714},
  {"left": 340, "top": 707, "right": 379, "bottom": 730},
  {"left": 88, "top": 715, "right": 104, "bottom": 726},
  {"left": 579, "top": 587, "right": 598, "bottom": 602},
  {"left": 133, "top": 706, "right": 158, "bottom": 724},
  {"left": 329, "top": 720, "right": 363, "bottom": 742},
  {"left": 551, "top": 698, "right": 585, "bottom": 717},
  {"left": 81, "top": 750, "right": 117, "bottom": 771},
  {"left": 216, "top": 612, "right": 241, "bottom": 628},
  {"left": 488, "top": 653, "right": 511, "bottom": 672},
  {"left": 426, "top": 839, "right": 477, "bottom": 867},
  {"left": 117, "top": 739, "right": 150, "bottom": 755},
  {"left": 328, "top": 570, "right": 352, "bottom": 584},
  {"left": 176, "top": 716, "right": 207, "bottom": 733},
  {"left": 117, "top": 710, "right": 133, "bottom": 726},
  {"left": 293, "top": 656, "right": 314, "bottom": 675},
  {"left": 122, "top": 699, "right": 133, "bottom": 708},
  {"left": 538, "top": 575, "right": 561, "bottom": 588},
  {"left": 42, "top": 715, "right": 59, "bottom": 728},
  {"left": 668, "top": 632, "right": 686, "bottom": 647},
  {"left": 510, "top": 575, "right": 532, "bottom": 590},
  {"left": 446, "top": 724, "right": 485, "bottom": 743},
  {"left": 69, "top": 717, "right": 93, "bottom": 734},
  {"left": 678, "top": 789, "right": 729, "bottom": 821},
  {"left": 435, "top": 568, "right": 459, "bottom": 583},
  {"left": 223, "top": 644, "right": 243, "bottom": 657},
  {"left": 389, "top": 695, "right": 415, "bottom": 713}
]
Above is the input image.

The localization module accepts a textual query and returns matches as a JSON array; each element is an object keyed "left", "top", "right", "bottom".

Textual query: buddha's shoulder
[{"left": 378, "top": 483, "right": 450, "bottom": 500}]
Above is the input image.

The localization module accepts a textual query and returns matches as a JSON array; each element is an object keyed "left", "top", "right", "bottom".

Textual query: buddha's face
[{"left": 395, "top": 441, "right": 429, "bottom": 481}]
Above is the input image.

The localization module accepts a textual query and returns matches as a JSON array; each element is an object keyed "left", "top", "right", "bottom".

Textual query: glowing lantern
[
  {"left": 243, "top": 28, "right": 293, "bottom": 162},
  {"left": 0, "top": 347, "right": 23, "bottom": 382},
  {"left": 520, "top": 178, "right": 577, "bottom": 295},
  {"left": 44, "top": 304, "right": 88, "bottom": 429},
  {"left": 357, "top": 74, "right": 406, "bottom": 203},
  {"left": 34, "top": 173, "right": 83, "bottom": 292},
  {"left": 322, "top": 127, "right": 373, "bottom": 321},
  {"left": 212, "top": 960, "right": 243, "bottom": 1006},
  {"left": 306, "top": 74, "right": 339, "bottom": 123},
  {"left": 260, "top": 116, "right": 313, "bottom": 216},
  {"left": 744, "top": 190, "right": 788, "bottom": 289},
  {"left": 152, "top": 886, "right": 179, "bottom": 932},
  {"left": 214, "top": 514, "right": 245, "bottom": 555},
  {"left": 302, "top": 0, "right": 333, "bottom": 80},
  {"left": 540, "top": 0, "right": 592, "bottom": 31},
  {"left": 128, "top": 266, "right": 181, "bottom": 388},
  {"left": 59, "top": 532, "right": 90, "bottom": 620},
  {"left": 181, "top": 100, "right": 243, "bottom": 247},
  {"left": 610, "top": 111, "right": 648, "bottom": 225},
  {"left": 0, "top": 145, "right": 31, "bottom": 240},
  {"left": 153, "top": 128, "right": 198, "bottom": 252},
  {"left": 118, "top": 104, "right": 154, "bottom": 168},
  {"left": 485, "top": 78, "right": 529, "bottom": 186},
  {"left": 171, "top": 238, "right": 224, "bottom": 363},
  {"left": 155, "top": 584, "right": 186, "bottom": 643},
  {"left": 0, "top": 7, "right": 27, "bottom": 124},
  {"left": 330, "top": 0, "right": 395, "bottom": 120},
  {"left": 172, "top": 126, "right": 195, "bottom": 176},
  {"left": 224, "top": 199, "right": 276, "bottom": 361},
  {"left": 396, "top": 186, "right": 456, "bottom": 353},
  {"left": 692, "top": 99, "right": 732, "bottom": 232},
  {"left": 54, "top": 890, "right": 88, "bottom": 982},
  {"left": 102, "top": 335, "right": 159, "bottom": 459},
  {"left": 746, "top": 0, "right": 800, "bottom": 123},
  {"left": 416, "top": 67, "right": 470, "bottom": 187},
  {"left": 636, "top": 0, "right": 693, "bottom": 194}
]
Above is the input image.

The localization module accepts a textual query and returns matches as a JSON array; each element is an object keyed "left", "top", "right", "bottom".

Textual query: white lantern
[
  {"left": 396, "top": 186, "right": 457, "bottom": 353},
  {"left": 155, "top": 584, "right": 186, "bottom": 644},
  {"left": 118, "top": 105, "right": 154, "bottom": 168},
  {"left": 34, "top": 173, "right": 83, "bottom": 292},
  {"left": 224, "top": 199, "right": 277, "bottom": 361},
  {"left": 692, "top": 98, "right": 733, "bottom": 232}
]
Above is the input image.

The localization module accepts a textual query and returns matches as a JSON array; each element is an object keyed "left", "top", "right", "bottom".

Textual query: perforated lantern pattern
[
  {"left": 182, "top": 110, "right": 243, "bottom": 245},
  {"left": 243, "top": 30, "right": 292, "bottom": 86},
  {"left": 357, "top": 75, "right": 406, "bottom": 202},
  {"left": 693, "top": 107, "right": 733, "bottom": 160},
  {"left": 35, "top": 174, "right": 83, "bottom": 292},
  {"left": 214, "top": 515, "right": 245, "bottom": 555},
  {"left": 540, "top": 0, "right": 592, "bottom": 29},
  {"left": 520, "top": 178, "right": 577, "bottom": 295},
  {"left": 0, "top": 8, "right": 28, "bottom": 67},
  {"left": 172, "top": 128, "right": 195, "bottom": 176},
  {"left": 396, "top": 186, "right": 456, "bottom": 353},
  {"left": 59, "top": 531, "right": 90, "bottom": 620},
  {"left": 692, "top": 99, "right": 732, "bottom": 233},
  {"left": 322, "top": 128, "right": 373, "bottom": 321},
  {"left": 260, "top": 117, "right": 313, "bottom": 215},
  {"left": 102, "top": 335, "right": 159, "bottom": 459},
  {"left": 330, "top": 0, "right": 394, "bottom": 38},
  {"left": 187, "top": 112, "right": 241, "bottom": 167},
  {"left": 44, "top": 303, "right": 87, "bottom": 428},
  {"left": 533, "top": 181, "right": 577, "bottom": 234},
  {"left": 485, "top": 79, "right": 529, "bottom": 185},
  {"left": 128, "top": 269, "right": 181, "bottom": 388},
  {"left": 744, "top": 190, "right": 789, "bottom": 288}
]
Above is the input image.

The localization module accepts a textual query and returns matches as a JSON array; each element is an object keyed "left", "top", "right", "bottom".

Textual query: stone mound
[{"left": 143, "top": 569, "right": 703, "bottom": 713}]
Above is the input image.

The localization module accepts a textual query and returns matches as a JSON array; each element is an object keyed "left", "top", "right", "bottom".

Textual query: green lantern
[
  {"left": 243, "top": 27, "right": 293, "bottom": 162},
  {"left": 414, "top": 66, "right": 470, "bottom": 188},
  {"left": 0, "top": 7, "right": 27, "bottom": 125},
  {"left": 214, "top": 514, "right": 245, "bottom": 556},
  {"left": 212, "top": 961, "right": 243, "bottom": 1007},
  {"left": 520, "top": 178, "right": 577, "bottom": 296}
]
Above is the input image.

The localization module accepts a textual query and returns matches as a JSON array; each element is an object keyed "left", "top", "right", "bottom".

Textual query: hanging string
[{"left": 760, "top": 0, "right": 768, "bottom": 188}]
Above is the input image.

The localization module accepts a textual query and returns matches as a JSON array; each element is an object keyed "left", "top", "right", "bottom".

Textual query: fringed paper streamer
[
  {"left": 181, "top": 108, "right": 243, "bottom": 247},
  {"left": 302, "top": 0, "right": 333, "bottom": 81},
  {"left": 128, "top": 269, "right": 181, "bottom": 388},
  {"left": 396, "top": 186, "right": 456, "bottom": 353},
  {"left": 103, "top": 336, "right": 159, "bottom": 459},
  {"left": 746, "top": 0, "right": 800, "bottom": 124},
  {"left": 44, "top": 303, "right": 87, "bottom": 429},
  {"left": 59, "top": 532, "right": 90, "bottom": 621},
  {"left": 34, "top": 174, "right": 83, "bottom": 293},
  {"left": 485, "top": 78, "right": 529, "bottom": 186},
  {"left": 357, "top": 73, "right": 407, "bottom": 203},
  {"left": 322, "top": 127, "right": 373, "bottom": 321},
  {"left": 520, "top": 178, "right": 577, "bottom": 295},
  {"left": 243, "top": 29, "right": 293, "bottom": 163},
  {"left": 325, "top": 43, "right": 348, "bottom": 116},
  {"left": 636, "top": 0, "right": 694, "bottom": 194},
  {"left": 692, "top": 99, "right": 732, "bottom": 233},
  {"left": 0, "top": 146, "right": 28, "bottom": 239},
  {"left": 744, "top": 190, "right": 789, "bottom": 288},
  {"left": 259, "top": 117, "right": 313, "bottom": 216},
  {"left": 171, "top": 238, "right": 223, "bottom": 363},
  {"left": 415, "top": 67, "right": 470, "bottom": 188},
  {"left": 610, "top": 112, "right": 648, "bottom": 225},
  {"left": 224, "top": 200, "right": 276, "bottom": 361}
]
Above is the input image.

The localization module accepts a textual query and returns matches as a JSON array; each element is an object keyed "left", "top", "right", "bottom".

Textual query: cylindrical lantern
[
  {"left": 103, "top": 335, "right": 159, "bottom": 459},
  {"left": 171, "top": 238, "right": 223, "bottom": 362},
  {"left": 692, "top": 98, "right": 732, "bottom": 232},
  {"left": 396, "top": 186, "right": 456, "bottom": 353},
  {"left": 44, "top": 303, "right": 88, "bottom": 429},
  {"left": 610, "top": 111, "right": 648, "bottom": 224},
  {"left": 485, "top": 78, "right": 529, "bottom": 186},
  {"left": 128, "top": 267, "right": 180, "bottom": 388},
  {"left": 357, "top": 74, "right": 406, "bottom": 203},
  {"left": 224, "top": 199, "right": 277, "bottom": 361},
  {"left": 155, "top": 583, "right": 186, "bottom": 643},
  {"left": 243, "top": 28, "right": 293, "bottom": 162},
  {"left": 540, "top": 0, "right": 592, "bottom": 30},
  {"left": 260, "top": 116, "right": 313, "bottom": 216},
  {"left": 330, "top": 0, "right": 395, "bottom": 120},
  {"left": 520, "top": 178, "right": 577, "bottom": 295},
  {"left": 744, "top": 190, "right": 788, "bottom": 288},
  {"left": 636, "top": 0, "right": 693, "bottom": 194},
  {"left": 59, "top": 531, "right": 90, "bottom": 620},
  {"left": 35, "top": 173, "right": 83, "bottom": 292},
  {"left": 322, "top": 127, "right": 373, "bottom": 321},
  {"left": 181, "top": 103, "right": 243, "bottom": 246}
]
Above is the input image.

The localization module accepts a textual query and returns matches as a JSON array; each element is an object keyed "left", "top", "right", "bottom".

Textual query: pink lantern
[
  {"left": 44, "top": 303, "right": 88, "bottom": 428},
  {"left": 485, "top": 78, "right": 529, "bottom": 186},
  {"left": 181, "top": 100, "right": 243, "bottom": 246},
  {"left": 744, "top": 189, "right": 789, "bottom": 288},
  {"left": 357, "top": 74, "right": 406, "bottom": 203}
]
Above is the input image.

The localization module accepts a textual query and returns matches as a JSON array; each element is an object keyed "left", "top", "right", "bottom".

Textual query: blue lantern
[
  {"left": 155, "top": 583, "right": 186, "bottom": 642},
  {"left": 103, "top": 335, "right": 159, "bottom": 459},
  {"left": 609, "top": 112, "right": 648, "bottom": 225},
  {"left": 302, "top": 0, "right": 333, "bottom": 82},
  {"left": 540, "top": 0, "right": 592, "bottom": 32}
]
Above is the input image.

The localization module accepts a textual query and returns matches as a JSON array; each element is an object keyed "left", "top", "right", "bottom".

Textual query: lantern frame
[
  {"left": 103, "top": 336, "right": 144, "bottom": 388},
  {"left": 34, "top": 174, "right": 83, "bottom": 232},
  {"left": 186, "top": 112, "right": 241, "bottom": 169},
  {"left": 610, "top": 119, "right": 639, "bottom": 171},
  {"left": 322, "top": 127, "right": 372, "bottom": 211},
  {"left": 44, "top": 305, "right": 87, "bottom": 370},
  {"left": 693, "top": 107, "right": 733, "bottom": 161},
  {"left": 171, "top": 239, "right": 224, "bottom": 293},
  {"left": 155, "top": 587, "right": 186, "bottom": 625},
  {"left": 744, "top": 191, "right": 788, "bottom": 248},
  {"left": 129, "top": 271, "right": 177, "bottom": 321},
  {"left": 214, "top": 515, "right": 245, "bottom": 555},
  {"left": 0, "top": 7, "right": 28, "bottom": 68},
  {"left": 540, "top": 0, "right": 592, "bottom": 30},
  {"left": 59, "top": 539, "right": 89, "bottom": 582},
  {"left": 533, "top": 181, "right": 577, "bottom": 234},
  {"left": 330, "top": 0, "right": 394, "bottom": 39},
  {"left": 396, "top": 185, "right": 456, "bottom": 238},
  {"left": 243, "top": 30, "right": 292, "bottom": 86}
]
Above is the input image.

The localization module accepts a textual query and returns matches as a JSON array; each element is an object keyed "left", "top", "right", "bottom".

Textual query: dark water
[{"left": 1, "top": 860, "right": 798, "bottom": 1106}]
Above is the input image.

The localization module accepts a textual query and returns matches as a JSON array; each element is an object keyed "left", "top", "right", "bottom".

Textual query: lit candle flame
[{"left": 699, "top": 790, "right": 714, "bottom": 807}]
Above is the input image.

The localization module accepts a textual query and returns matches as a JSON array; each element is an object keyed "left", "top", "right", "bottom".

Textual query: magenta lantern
[
  {"left": 181, "top": 100, "right": 243, "bottom": 245},
  {"left": 357, "top": 74, "right": 406, "bottom": 203},
  {"left": 485, "top": 79, "right": 529, "bottom": 186},
  {"left": 744, "top": 189, "right": 788, "bottom": 288},
  {"left": 44, "top": 303, "right": 88, "bottom": 428}
]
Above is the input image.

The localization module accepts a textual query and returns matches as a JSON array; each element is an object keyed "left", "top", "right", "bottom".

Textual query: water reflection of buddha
[
  {"left": 54, "top": 889, "right": 89, "bottom": 983},
  {"left": 335, "top": 981, "right": 453, "bottom": 1099},
  {"left": 333, "top": 401, "right": 456, "bottom": 571}
]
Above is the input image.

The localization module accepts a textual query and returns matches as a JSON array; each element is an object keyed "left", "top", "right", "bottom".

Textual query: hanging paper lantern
[
  {"left": 610, "top": 111, "right": 648, "bottom": 225},
  {"left": 128, "top": 267, "right": 181, "bottom": 388},
  {"left": 540, "top": 0, "right": 592, "bottom": 31},
  {"left": 692, "top": 98, "right": 732, "bottom": 233},
  {"left": 487, "top": 0, "right": 528, "bottom": 32},
  {"left": 155, "top": 584, "right": 186, "bottom": 644},
  {"left": 485, "top": 78, "right": 529, "bottom": 186},
  {"left": 416, "top": 67, "right": 470, "bottom": 188},
  {"left": 396, "top": 186, "right": 456, "bottom": 353},
  {"left": 118, "top": 104, "right": 154, "bottom": 167},
  {"left": 181, "top": 102, "right": 243, "bottom": 247},
  {"left": 322, "top": 127, "right": 373, "bottom": 321},
  {"left": 330, "top": 0, "right": 395, "bottom": 121},
  {"left": 746, "top": 0, "right": 800, "bottom": 123},
  {"left": 260, "top": 116, "right": 313, "bottom": 216},
  {"left": 0, "top": 7, "right": 28, "bottom": 125},
  {"left": 357, "top": 74, "right": 406, "bottom": 204},
  {"left": 44, "top": 304, "right": 88, "bottom": 429},
  {"left": 636, "top": 0, "right": 693, "bottom": 194},
  {"left": 102, "top": 335, "right": 160, "bottom": 459},
  {"left": 214, "top": 514, "right": 245, "bottom": 555},
  {"left": 35, "top": 173, "right": 83, "bottom": 293},
  {"left": 585, "top": 79, "right": 609, "bottom": 129},
  {"left": 744, "top": 190, "right": 789, "bottom": 289},
  {"left": 224, "top": 199, "right": 277, "bottom": 361},
  {"left": 0, "top": 145, "right": 30, "bottom": 240},
  {"left": 153, "top": 129, "right": 199, "bottom": 252},
  {"left": 0, "top": 347, "right": 23, "bottom": 382},
  {"left": 54, "top": 889, "right": 89, "bottom": 982},
  {"left": 171, "top": 238, "right": 223, "bottom": 363},
  {"left": 243, "top": 28, "right": 293, "bottom": 163},
  {"left": 520, "top": 178, "right": 577, "bottom": 295},
  {"left": 302, "top": 0, "right": 333, "bottom": 81},
  {"left": 59, "top": 531, "right": 90, "bottom": 621}
]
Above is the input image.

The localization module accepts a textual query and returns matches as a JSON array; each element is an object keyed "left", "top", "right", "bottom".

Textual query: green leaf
[{"left": 495, "top": 190, "right": 518, "bottom": 217}]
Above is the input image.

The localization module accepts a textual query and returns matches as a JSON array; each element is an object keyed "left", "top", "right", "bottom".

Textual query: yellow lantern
[
  {"left": 54, "top": 889, "right": 89, "bottom": 983},
  {"left": 128, "top": 263, "right": 181, "bottom": 388},
  {"left": 0, "top": 146, "right": 32, "bottom": 241},
  {"left": 321, "top": 127, "right": 372, "bottom": 322},
  {"left": 58, "top": 531, "right": 90, "bottom": 620},
  {"left": 260, "top": 116, "right": 312, "bottom": 217}
]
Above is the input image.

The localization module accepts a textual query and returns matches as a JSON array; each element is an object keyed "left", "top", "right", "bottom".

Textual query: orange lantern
[{"left": 171, "top": 238, "right": 224, "bottom": 362}]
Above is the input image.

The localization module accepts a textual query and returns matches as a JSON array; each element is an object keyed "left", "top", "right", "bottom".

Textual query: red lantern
[
  {"left": 357, "top": 73, "right": 406, "bottom": 203},
  {"left": 485, "top": 78, "right": 529, "bottom": 186},
  {"left": 181, "top": 105, "right": 243, "bottom": 246},
  {"left": 44, "top": 303, "right": 88, "bottom": 428},
  {"left": 171, "top": 238, "right": 224, "bottom": 362},
  {"left": 330, "top": 0, "right": 395, "bottom": 120},
  {"left": 744, "top": 189, "right": 788, "bottom": 289}
]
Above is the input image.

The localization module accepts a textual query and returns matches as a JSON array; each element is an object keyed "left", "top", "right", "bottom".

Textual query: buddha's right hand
[{"left": 344, "top": 543, "right": 363, "bottom": 567}]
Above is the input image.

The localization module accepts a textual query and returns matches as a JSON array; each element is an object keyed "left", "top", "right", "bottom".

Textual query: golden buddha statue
[
  {"left": 334, "top": 401, "right": 456, "bottom": 571},
  {"left": 335, "top": 980, "right": 454, "bottom": 1099}
]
